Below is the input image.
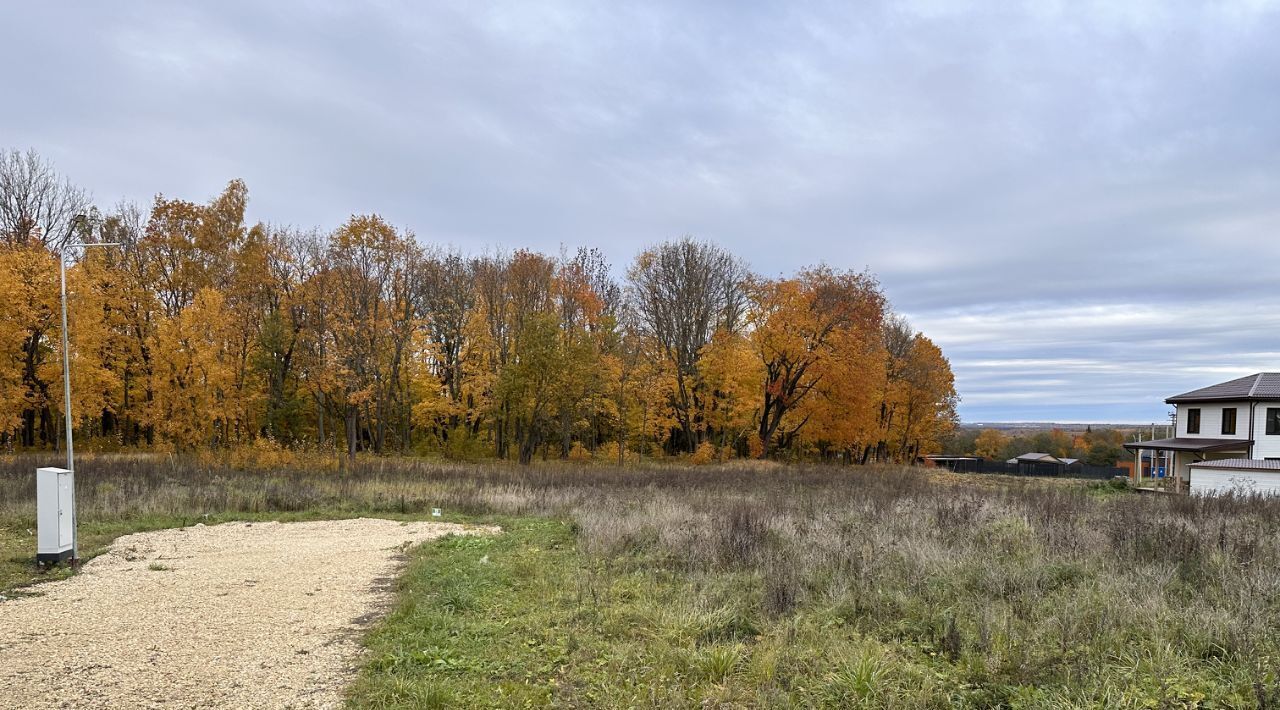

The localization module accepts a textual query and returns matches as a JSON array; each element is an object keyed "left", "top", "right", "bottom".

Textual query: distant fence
[{"left": 929, "top": 457, "right": 1126, "bottom": 480}]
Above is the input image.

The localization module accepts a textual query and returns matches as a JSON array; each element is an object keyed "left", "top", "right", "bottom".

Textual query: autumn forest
[{"left": 0, "top": 149, "right": 958, "bottom": 464}]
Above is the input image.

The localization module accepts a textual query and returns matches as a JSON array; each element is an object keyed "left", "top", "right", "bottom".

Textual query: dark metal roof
[
  {"left": 1189, "top": 459, "right": 1280, "bottom": 471},
  {"left": 1008, "top": 453, "right": 1082, "bottom": 465},
  {"left": 1122, "top": 437, "right": 1251, "bottom": 453},
  {"left": 1167, "top": 373, "right": 1280, "bottom": 403}
]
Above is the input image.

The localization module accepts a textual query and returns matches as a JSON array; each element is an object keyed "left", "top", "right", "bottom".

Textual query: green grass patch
[
  {"left": 348, "top": 515, "right": 1280, "bottom": 708},
  {"left": 346, "top": 519, "right": 958, "bottom": 707}
]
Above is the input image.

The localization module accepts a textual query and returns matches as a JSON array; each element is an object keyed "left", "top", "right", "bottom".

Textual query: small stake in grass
[{"left": 432, "top": 508, "right": 442, "bottom": 517}]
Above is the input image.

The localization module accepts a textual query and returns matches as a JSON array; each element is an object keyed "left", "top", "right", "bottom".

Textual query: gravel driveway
[{"left": 0, "top": 518, "right": 493, "bottom": 709}]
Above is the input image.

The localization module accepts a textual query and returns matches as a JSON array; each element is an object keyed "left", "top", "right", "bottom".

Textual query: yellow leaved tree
[
  {"left": 698, "top": 329, "right": 762, "bottom": 456},
  {"left": 748, "top": 267, "right": 886, "bottom": 458}
]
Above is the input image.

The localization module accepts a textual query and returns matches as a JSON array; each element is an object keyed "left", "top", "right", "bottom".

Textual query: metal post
[
  {"left": 57, "top": 238, "right": 120, "bottom": 564},
  {"left": 60, "top": 253, "right": 73, "bottom": 472},
  {"left": 59, "top": 250, "right": 77, "bottom": 562}
]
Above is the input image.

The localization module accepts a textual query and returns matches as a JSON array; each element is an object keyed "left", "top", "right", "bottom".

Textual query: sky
[{"left": 4, "top": 1, "right": 1280, "bottom": 423}]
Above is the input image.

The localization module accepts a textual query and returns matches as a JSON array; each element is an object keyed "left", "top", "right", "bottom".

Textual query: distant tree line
[
  {"left": 0, "top": 148, "right": 959, "bottom": 464},
  {"left": 944, "top": 426, "right": 1127, "bottom": 467}
]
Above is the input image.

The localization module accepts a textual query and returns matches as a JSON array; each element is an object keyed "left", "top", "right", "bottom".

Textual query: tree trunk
[
  {"left": 345, "top": 405, "right": 358, "bottom": 467},
  {"left": 560, "top": 409, "right": 572, "bottom": 458},
  {"left": 675, "top": 372, "right": 696, "bottom": 453},
  {"left": 517, "top": 423, "right": 537, "bottom": 465},
  {"left": 316, "top": 393, "right": 326, "bottom": 447}
]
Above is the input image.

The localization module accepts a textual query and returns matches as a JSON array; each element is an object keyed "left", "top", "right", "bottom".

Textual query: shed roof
[
  {"left": 1014, "top": 452, "right": 1070, "bottom": 464},
  {"left": 1189, "top": 459, "right": 1280, "bottom": 471},
  {"left": 1167, "top": 373, "right": 1280, "bottom": 403}
]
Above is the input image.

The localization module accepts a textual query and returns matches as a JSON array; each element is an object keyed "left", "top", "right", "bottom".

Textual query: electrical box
[{"left": 37, "top": 467, "right": 75, "bottom": 564}]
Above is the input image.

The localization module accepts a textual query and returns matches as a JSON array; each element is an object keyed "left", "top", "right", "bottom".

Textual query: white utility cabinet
[{"left": 37, "top": 467, "right": 75, "bottom": 563}]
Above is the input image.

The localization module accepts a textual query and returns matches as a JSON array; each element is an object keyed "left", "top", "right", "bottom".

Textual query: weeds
[{"left": 696, "top": 644, "right": 743, "bottom": 683}]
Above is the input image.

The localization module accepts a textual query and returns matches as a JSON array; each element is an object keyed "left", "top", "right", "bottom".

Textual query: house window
[
  {"left": 1268, "top": 408, "right": 1280, "bottom": 435},
  {"left": 1222, "top": 408, "right": 1237, "bottom": 435},
  {"left": 1186, "top": 408, "right": 1200, "bottom": 434}
]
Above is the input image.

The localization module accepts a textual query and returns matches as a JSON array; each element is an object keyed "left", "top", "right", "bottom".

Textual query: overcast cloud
[{"left": 4, "top": 1, "right": 1279, "bottom": 423}]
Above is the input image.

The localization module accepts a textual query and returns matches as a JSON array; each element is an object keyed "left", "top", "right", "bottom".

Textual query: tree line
[{"left": 0, "top": 149, "right": 959, "bottom": 464}]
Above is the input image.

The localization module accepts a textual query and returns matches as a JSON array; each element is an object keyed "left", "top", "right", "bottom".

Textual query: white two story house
[{"left": 1123, "top": 373, "right": 1280, "bottom": 495}]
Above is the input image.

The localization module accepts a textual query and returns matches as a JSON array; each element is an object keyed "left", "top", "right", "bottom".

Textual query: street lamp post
[{"left": 58, "top": 232, "right": 121, "bottom": 562}]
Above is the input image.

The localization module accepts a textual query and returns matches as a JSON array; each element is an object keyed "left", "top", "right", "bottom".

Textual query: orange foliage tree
[
  {"left": 0, "top": 150, "right": 961, "bottom": 464},
  {"left": 748, "top": 267, "right": 886, "bottom": 458}
]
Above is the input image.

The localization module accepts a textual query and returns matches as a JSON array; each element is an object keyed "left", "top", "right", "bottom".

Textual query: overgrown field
[{"left": 3, "top": 455, "right": 1280, "bottom": 707}]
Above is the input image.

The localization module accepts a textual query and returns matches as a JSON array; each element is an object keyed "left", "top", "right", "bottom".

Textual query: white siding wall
[
  {"left": 1182, "top": 452, "right": 1245, "bottom": 486},
  {"left": 1252, "top": 403, "right": 1280, "bottom": 459},
  {"left": 1190, "top": 467, "right": 1280, "bottom": 496},
  {"left": 1175, "top": 402, "right": 1250, "bottom": 439}
]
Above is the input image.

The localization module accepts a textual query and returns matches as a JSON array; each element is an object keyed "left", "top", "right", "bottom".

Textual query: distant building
[
  {"left": 1007, "top": 452, "right": 1081, "bottom": 475},
  {"left": 1124, "top": 373, "right": 1280, "bottom": 495},
  {"left": 1116, "top": 450, "right": 1153, "bottom": 479},
  {"left": 923, "top": 456, "right": 981, "bottom": 472}
]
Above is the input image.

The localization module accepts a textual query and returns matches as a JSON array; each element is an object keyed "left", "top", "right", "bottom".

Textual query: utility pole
[{"left": 54, "top": 215, "right": 120, "bottom": 562}]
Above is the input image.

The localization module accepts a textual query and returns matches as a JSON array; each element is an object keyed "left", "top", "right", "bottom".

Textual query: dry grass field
[{"left": 4, "top": 454, "right": 1280, "bottom": 707}]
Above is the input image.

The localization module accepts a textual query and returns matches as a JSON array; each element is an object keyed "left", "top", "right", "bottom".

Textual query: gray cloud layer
[{"left": 4, "top": 1, "right": 1279, "bottom": 422}]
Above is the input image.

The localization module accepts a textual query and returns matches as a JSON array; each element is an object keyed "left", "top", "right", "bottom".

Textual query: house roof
[
  {"left": 1122, "top": 437, "right": 1251, "bottom": 453},
  {"left": 1014, "top": 452, "right": 1073, "bottom": 464},
  {"left": 1167, "top": 373, "right": 1280, "bottom": 403},
  {"left": 1189, "top": 458, "right": 1280, "bottom": 471}
]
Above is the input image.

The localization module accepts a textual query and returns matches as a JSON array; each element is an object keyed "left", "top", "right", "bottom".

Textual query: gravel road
[{"left": 0, "top": 518, "right": 493, "bottom": 709}]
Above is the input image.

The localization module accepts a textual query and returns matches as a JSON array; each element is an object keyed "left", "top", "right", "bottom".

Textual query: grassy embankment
[{"left": 3, "top": 454, "right": 1280, "bottom": 707}]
